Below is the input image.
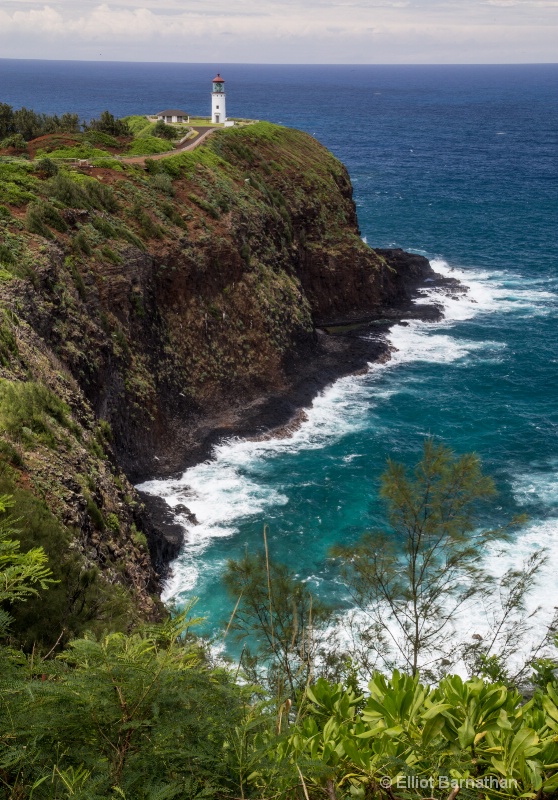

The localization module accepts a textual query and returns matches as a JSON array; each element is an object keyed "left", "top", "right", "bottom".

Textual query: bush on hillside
[
  {"left": 87, "top": 110, "right": 130, "bottom": 138},
  {"left": 153, "top": 119, "right": 178, "bottom": 141}
]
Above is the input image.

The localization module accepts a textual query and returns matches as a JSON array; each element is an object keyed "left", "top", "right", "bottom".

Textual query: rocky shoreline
[{"left": 139, "top": 248, "right": 466, "bottom": 574}]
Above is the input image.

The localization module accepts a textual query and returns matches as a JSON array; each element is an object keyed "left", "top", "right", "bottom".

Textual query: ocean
[{"left": 3, "top": 60, "right": 557, "bottom": 658}]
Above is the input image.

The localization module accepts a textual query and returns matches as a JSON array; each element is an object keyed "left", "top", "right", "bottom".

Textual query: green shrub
[
  {"left": 112, "top": 325, "right": 130, "bottom": 357},
  {"left": 97, "top": 419, "right": 112, "bottom": 441},
  {"left": 0, "top": 315, "right": 18, "bottom": 366},
  {"left": 34, "top": 157, "right": 59, "bottom": 176},
  {"left": 101, "top": 245, "right": 121, "bottom": 264},
  {"left": 0, "top": 161, "right": 37, "bottom": 206},
  {"left": 153, "top": 119, "right": 178, "bottom": 141},
  {"left": 0, "top": 437, "right": 23, "bottom": 467},
  {"left": 0, "top": 243, "right": 15, "bottom": 264},
  {"left": 43, "top": 145, "right": 112, "bottom": 160},
  {"left": 188, "top": 193, "right": 220, "bottom": 219},
  {"left": 83, "top": 130, "right": 119, "bottom": 148},
  {"left": 122, "top": 115, "right": 153, "bottom": 136},
  {"left": 106, "top": 513, "right": 120, "bottom": 533},
  {"left": 126, "top": 136, "right": 170, "bottom": 157},
  {"left": 0, "top": 607, "right": 248, "bottom": 795},
  {"left": 89, "top": 157, "right": 123, "bottom": 170},
  {"left": 144, "top": 158, "right": 161, "bottom": 174},
  {"left": 1, "top": 133, "right": 27, "bottom": 153},
  {"left": 86, "top": 494, "right": 105, "bottom": 531},
  {"left": 132, "top": 202, "right": 163, "bottom": 239},
  {"left": 131, "top": 523, "right": 147, "bottom": 549},
  {"left": 87, "top": 111, "right": 130, "bottom": 137},
  {"left": 45, "top": 172, "right": 84, "bottom": 206},
  {"left": 0, "top": 476, "right": 132, "bottom": 649},
  {"left": 130, "top": 293, "right": 145, "bottom": 316},
  {"left": 91, "top": 214, "right": 116, "bottom": 238},
  {"left": 161, "top": 201, "right": 187, "bottom": 228},
  {"left": 150, "top": 172, "right": 174, "bottom": 195},
  {"left": 25, "top": 199, "right": 68, "bottom": 237},
  {"left": 65, "top": 256, "right": 87, "bottom": 300},
  {"left": 72, "top": 230, "right": 92, "bottom": 255},
  {"left": 0, "top": 380, "right": 77, "bottom": 450},
  {"left": 47, "top": 173, "right": 118, "bottom": 212},
  {"left": 117, "top": 224, "right": 145, "bottom": 250},
  {"left": 25, "top": 203, "right": 52, "bottom": 238}
]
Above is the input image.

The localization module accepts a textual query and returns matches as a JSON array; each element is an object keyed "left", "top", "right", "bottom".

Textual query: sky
[{"left": 0, "top": 0, "right": 556, "bottom": 64}]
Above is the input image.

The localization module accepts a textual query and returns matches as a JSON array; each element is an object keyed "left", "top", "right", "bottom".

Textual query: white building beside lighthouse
[{"left": 211, "top": 73, "right": 226, "bottom": 124}]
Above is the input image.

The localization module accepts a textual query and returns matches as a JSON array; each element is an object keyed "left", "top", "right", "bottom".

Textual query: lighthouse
[{"left": 211, "top": 73, "right": 226, "bottom": 124}]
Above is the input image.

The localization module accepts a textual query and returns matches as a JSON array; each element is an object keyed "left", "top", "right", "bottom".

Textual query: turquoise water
[
  {"left": 137, "top": 65, "right": 558, "bottom": 649},
  {"left": 4, "top": 59, "right": 554, "bottom": 648}
]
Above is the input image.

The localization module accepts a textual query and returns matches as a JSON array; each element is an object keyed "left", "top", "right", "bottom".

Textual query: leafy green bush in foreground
[
  {"left": 3, "top": 619, "right": 558, "bottom": 799},
  {"left": 253, "top": 670, "right": 558, "bottom": 800},
  {"left": 1, "top": 608, "right": 249, "bottom": 800}
]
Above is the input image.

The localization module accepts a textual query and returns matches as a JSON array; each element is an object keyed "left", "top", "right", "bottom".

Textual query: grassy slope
[{"left": 1, "top": 120, "right": 185, "bottom": 160}]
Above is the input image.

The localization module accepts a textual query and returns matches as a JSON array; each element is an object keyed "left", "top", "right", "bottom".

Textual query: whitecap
[
  {"left": 139, "top": 373, "right": 380, "bottom": 603},
  {"left": 465, "top": 517, "right": 558, "bottom": 664},
  {"left": 428, "top": 259, "right": 557, "bottom": 319},
  {"left": 388, "top": 326, "right": 504, "bottom": 366},
  {"left": 329, "top": 515, "right": 558, "bottom": 680},
  {"left": 139, "top": 255, "right": 557, "bottom": 613},
  {"left": 512, "top": 468, "right": 558, "bottom": 509}
]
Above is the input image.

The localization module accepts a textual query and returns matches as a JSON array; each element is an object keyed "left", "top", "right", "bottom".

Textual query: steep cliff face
[{"left": 0, "top": 123, "right": 432, "bottom": 640}]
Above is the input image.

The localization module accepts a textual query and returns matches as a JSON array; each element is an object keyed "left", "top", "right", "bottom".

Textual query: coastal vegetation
[
  {"left": 1, "top": 108, "right": 554, "bottom": 797},
  {"left": 1, "top": 445, "right": 557, "bottom": 799},
  {"left": 0, "top": 105, "right": 191, "bottom": 160}
]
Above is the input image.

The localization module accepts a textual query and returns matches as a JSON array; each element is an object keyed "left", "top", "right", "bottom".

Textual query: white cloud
[
  {"left": 0, "top": 0, "right": 556, "bottom": 61},
  {"left": 484, "top": 0, "right": 558, "bottom": 6}
]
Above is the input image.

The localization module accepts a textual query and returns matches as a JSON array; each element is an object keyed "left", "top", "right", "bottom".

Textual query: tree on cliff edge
[
  {"left": 333, "top": 439, "right": 529, "bottom": 679},
  {"left": 224, "top": 544, "right": 333, "bottom": 701}
]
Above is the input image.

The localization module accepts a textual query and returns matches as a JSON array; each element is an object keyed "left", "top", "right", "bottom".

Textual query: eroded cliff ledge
[{"left": 0, "top": 123, "right": 444, "bottom": 641}]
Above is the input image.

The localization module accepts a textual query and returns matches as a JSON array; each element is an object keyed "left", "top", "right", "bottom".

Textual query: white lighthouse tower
[{"left": 211, "top": 73, "right": 226, "bottom": 124}]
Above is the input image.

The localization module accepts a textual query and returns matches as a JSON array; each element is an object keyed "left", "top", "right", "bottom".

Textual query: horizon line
[{"left": 1, "top": 57, "right": 557, "bottom": 68}]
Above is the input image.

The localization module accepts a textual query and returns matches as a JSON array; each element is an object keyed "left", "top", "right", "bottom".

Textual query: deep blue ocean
[{"left": 2, "top": 60, "right": 557, "bottom": 651}]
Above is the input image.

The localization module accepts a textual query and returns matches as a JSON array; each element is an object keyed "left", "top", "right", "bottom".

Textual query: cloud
[
  {"left": 0, "top": 0, "right": 556, "bottom": 62},
  {"left": 484, "top": 0, "right": 558, "bottom": 5}
]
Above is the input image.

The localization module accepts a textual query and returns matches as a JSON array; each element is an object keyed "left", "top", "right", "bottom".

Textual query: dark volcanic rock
[{"left": 138, "top": 494, "right": 186, "bottom": 575}]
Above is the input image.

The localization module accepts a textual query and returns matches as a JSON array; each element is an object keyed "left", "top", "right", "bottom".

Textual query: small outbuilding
[{"left": 156, "top": 109, "right": 189, "bottom": 124}]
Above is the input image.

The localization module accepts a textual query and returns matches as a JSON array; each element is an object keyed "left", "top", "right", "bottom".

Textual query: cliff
[{"left": 0, "top": 122, "right": 438, "bottom": 644}]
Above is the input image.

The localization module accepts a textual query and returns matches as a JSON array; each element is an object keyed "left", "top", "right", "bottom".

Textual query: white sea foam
[
  {"left": 428, "top": 259, "right": 556, "bottom": 319},
  {"left": 139, "top": 256, "right": 558, "bottom": 624},
  {"left": 512, "top": 467, "right": 558, "bottom": 509},
  {"left": 329, "top": 514, "right": 558, "bottom": 680},
  {"left": 457, "top": 515, "right": 558, "bottom": 671},
  {"left": 388, "top": 327, "right": 504, "bottom": 366},
  {"left": 138, "top": 373, "right": 380, "bottom": 601}
]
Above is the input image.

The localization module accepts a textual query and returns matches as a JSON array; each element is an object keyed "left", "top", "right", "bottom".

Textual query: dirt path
[{"left": 121, "top": 126, "right": 217, "bottom": 165}]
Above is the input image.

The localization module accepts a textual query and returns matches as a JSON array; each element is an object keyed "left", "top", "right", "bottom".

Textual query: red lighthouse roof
[{"left": 212, "top": 73, "right": 225, "bottom": 82}]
